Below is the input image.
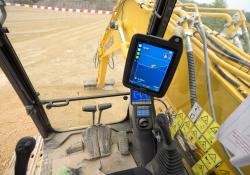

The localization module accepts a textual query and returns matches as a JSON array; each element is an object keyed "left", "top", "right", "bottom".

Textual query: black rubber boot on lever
[
  {"left": 15, "top": 137, "right": 36, "bottom": 175},
  {"left": 97, "top": 103, "right": 112, "bottom": 124},
  {"left": 145, "top": 113, "right": 185, "bottom": 175},
  {"left": 82, "top": 105, "right": 97, "bottom": 125}
]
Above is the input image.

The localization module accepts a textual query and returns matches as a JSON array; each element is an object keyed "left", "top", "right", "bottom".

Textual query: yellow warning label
[
  {"left": 170, "top": 110, "right": 186, "bottom": 138},
  {"left": 180, "top": 117, "right": 193, "bottom": 136},
  {"left": 176, "top": 110, "right": 186, "bottom": 127},
  {"left": 197, "top": 135, "right": 211, "bottom": 152},
  {"left": 204, "top": 121, "right": 220, "bottom": 145},
  {"left": 201, "top": 148, "right": 222, "bottom": 170},
  {"left": 215, "top": 162, "right": 236, "bottom": 175},
  {"left": 187, "top": 126, "right": 202, "bottom": 144},
  {"left": 195, "top": 111, "right": 213, "bottom": 133},
  {"left": 170, "top": 122, "right": 179, "bottom": 139},
  {"left": 192, "top": 160, "right": 208, "bottom": 175}
]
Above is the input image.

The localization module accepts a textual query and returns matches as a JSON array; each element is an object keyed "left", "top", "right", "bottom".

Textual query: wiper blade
[{"left": 40, "top": 92, "right": 130, "bottom": 109}]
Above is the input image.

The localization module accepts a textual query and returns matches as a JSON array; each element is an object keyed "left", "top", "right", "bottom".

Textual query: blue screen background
[
  {"left": 129, "top": 42, "right": 175, "bottom": 92},
  {"left": 131, "top": 89, "right": 151, "bottom": 102}
]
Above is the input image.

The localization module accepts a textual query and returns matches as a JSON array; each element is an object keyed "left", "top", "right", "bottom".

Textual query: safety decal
[
  {"left": 201, "top": 148, "right": 222, "bottom": 170},
  {"left": 187, "top": 126, "right": 202, "bottom": 144},
  {"left": 176, "top": 110, "right": 186, "bottom": 127},
  {"left": 204, "top": 121, "right": 220, "bottom": 145},
  {"left": 197, "top": 135, "right": 211, "bottom": 152},
  {"left": 170, "top": 110, "right": 185, "bottom": 138},
  {"left": 195, "top": 111, "right": 213, "bottom": 133},
  {"left": 188, "top": 102, "right": 202, "bottom": 123},
  {"left": 192, "top": 160, "right": 208, "bottom": 175},
  {"left": 180, "top": 116, "right": 193, "bottom": 136}
]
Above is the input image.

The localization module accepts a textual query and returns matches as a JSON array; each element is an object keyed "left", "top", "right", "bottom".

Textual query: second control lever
[{"left": 98, "top": 103, "right": 112, "bottom": 124}]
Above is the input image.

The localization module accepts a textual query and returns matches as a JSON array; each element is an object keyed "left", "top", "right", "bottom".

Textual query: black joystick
[
  {"left": 156, "top": 113, "right": 172, "bottom": 145},
  {"left": 15, "top": 137, "right": 36, "bottom": 175}
]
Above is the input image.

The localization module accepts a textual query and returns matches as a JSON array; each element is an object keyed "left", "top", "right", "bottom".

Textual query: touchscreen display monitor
[{"left": 129, "top": 42, "right": 175, "bottom": 92}]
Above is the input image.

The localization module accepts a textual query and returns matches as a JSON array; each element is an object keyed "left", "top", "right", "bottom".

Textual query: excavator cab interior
[{"left": 1, "top": 0, "right": 250, "bottom": 175}]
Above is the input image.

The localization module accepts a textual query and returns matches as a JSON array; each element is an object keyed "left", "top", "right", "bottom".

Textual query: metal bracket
[{"left": 25, "top": 105, "right": 36, "bottom": 116}]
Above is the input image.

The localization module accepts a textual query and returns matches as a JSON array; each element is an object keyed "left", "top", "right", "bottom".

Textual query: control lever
[
  {"left": 15, "top": 137, "right": 36, "bottom": 175},
  {"left": 156, "top": 113, "right": 172, "bottom": 145},
  {"left": 82, "top": 105, "right": 97, "bottom": 125},
  {"left": 98, "top": 103, "right": 112, "bottom": 124}
]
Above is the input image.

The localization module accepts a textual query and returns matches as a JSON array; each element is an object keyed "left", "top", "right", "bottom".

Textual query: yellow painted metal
[{"left": 95, "top": 1, "right": 250, "bottom": 174}]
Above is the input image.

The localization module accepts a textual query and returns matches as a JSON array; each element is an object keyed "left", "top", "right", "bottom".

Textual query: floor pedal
[
  {"left": 82, "top": 126, "right": 100, "bottom": 159},
  {"left": 117, "top": 131, "right": 129, "bottom": 155},
  {"left": 82, "top": 125, "right": 112, "bottom": 159},
  {"left": 98, "top": 125, "right": 112, "bottom": 157}
]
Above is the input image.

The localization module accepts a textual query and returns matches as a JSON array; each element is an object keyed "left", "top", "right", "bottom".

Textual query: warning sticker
[
  {"left": 192, "top": 160, "right": 208, "bottom": 175},
  {"left": 187, "top": 126, "right": 202, "bottom": 144},
  {"left": 175, "top": 110, "right": 186, "bottom": 127},
  {"left": 181, "top": 117, "right": 193, "bottom": 136},
  {"left": 188, "top": 102, "right": 202, "bottom": 123},
  {"left": 195, "top": 111, "right": 213, "bottom": 133},
  {"left": 197, "top": 135, "right": 211, "bottom": 152},
  {"left": 170, "top": 122, "right": 179, "bottom": 139},
  {"left": 204, "top": 121, "right": 220, "bottom": 145},
  {"left": 170, "top": 110, "right": 186, "bottom": 138},
  {"left": 215, "top": 162, "right": 235, "bottom": 175},
  {"left": 201, "top": 148, "right": 222, "bottom": 170}
]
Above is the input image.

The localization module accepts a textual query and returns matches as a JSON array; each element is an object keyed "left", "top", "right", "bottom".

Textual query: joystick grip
[{"left": 156, "top": 113, "right": 172, "bottom": 145}]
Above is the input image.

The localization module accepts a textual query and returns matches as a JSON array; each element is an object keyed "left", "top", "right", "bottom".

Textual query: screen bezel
[{"left": 123, "top": 34, "right": 183, "bottom": 98}]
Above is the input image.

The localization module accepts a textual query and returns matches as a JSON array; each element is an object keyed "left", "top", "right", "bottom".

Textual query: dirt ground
[{"left": 0, "top": 6, "right": 127, "bottom": 173}]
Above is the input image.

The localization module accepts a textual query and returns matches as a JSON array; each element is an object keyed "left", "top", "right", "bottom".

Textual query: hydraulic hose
[
  {"left": 208, "top": 42, "right": 250, "bottom": 69},
  {"left": 185, "top": 34, "right": 197, "bottom": 107},
  {"left": 195, "top": 23, "right": 217, "bottom": 121},
  {"left": 206, "top": 32, "right": 250, "bottom": 68},
  {"left": 214, "top": 64, "right": 240, "bottom": 89}
]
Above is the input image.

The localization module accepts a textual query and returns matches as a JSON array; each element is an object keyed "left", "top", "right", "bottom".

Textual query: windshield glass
[{"left": 4, "top": 0, "right": 250, "bottom": 131}]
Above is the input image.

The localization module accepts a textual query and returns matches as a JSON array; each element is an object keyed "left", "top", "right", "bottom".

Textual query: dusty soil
[{"left": 0, "top": 6, "right": 127, "bottom": 173}]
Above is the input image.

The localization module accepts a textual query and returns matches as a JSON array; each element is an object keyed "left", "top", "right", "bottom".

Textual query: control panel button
[{"left": 138, "top": 118, "right": 149, "bottom": 128}]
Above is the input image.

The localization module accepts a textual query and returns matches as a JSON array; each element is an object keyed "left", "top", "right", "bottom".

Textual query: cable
[
  {"left": 208, "top": 42, "right": 250, "bottom": 70},
  {"left": 195, "top": 23, "right": 217, "bottom": 121},
  {"left": 206, "top": 32, "right": 250, "bottom": 69},
  {"left": 214, "top": 64, "right": 240, "bottom": 89},
  {"left": 154, "top": 98, "right": 169, "bottom": 111}
]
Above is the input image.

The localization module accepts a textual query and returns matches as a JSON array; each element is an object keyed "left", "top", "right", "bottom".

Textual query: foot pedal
[
  {"left": 117, "top": 131, "right": 129, "bottom": 155},
  {"left": 98, "top": 125, "right": 112, "bottom": 157},
  {"left": 82, "top": 126, "right": 100, "bottom": 159}
]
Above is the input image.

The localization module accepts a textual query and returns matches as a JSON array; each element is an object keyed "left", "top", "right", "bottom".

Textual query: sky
[{"left": 193, "top": 0, "right": 250, "bottom": 12}]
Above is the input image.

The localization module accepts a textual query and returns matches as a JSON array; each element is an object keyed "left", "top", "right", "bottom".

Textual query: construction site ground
[{"left": 0, "top": 6, "right": 128, "bottom": 173}]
